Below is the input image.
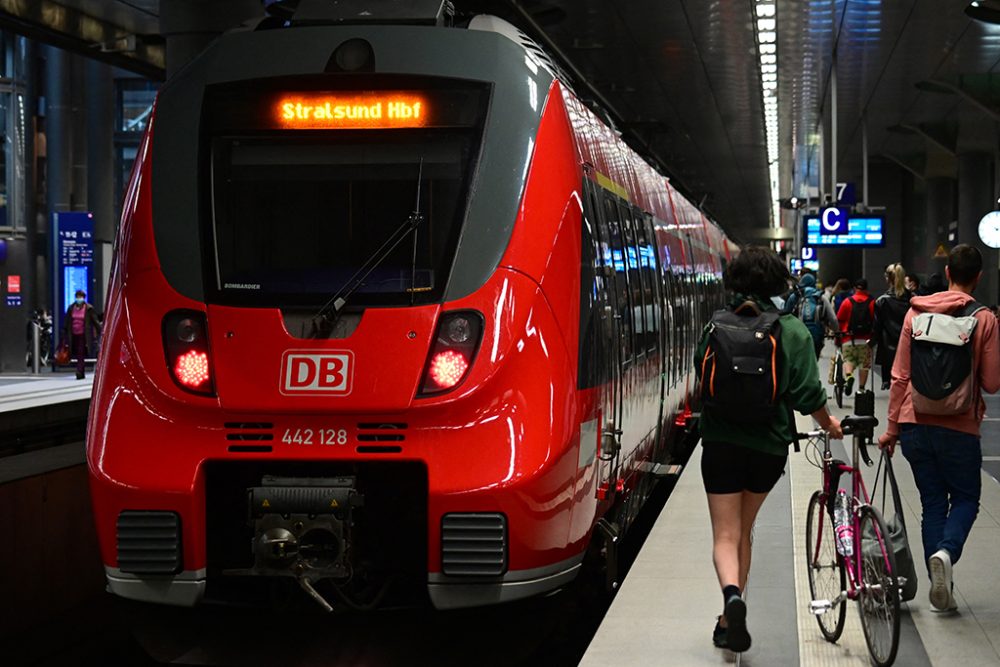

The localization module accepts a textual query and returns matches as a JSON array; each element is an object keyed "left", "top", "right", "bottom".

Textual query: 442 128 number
[{"left": 281, "top": 428, "right": 348, "bottom": 446}]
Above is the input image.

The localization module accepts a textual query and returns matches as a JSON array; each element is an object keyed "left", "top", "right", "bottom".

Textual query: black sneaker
[
  {"left": 712, "top": 616, "right": 727, "bottom": 648},
  {"left": 844, "top": 374, "right": 854, "bottom": 396},
  {"left": 724, "top": 594, "right": 751, "bottom": 652}
]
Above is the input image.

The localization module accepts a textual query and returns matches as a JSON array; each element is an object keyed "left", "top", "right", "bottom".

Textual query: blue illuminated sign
[
  {"left": 801, "top": 246, "right": 816, "bottom": 260},
  {"left": 805, "top": 214, "right": 884, "bottom": 247},
  {"left": 791, "top": 259, "right": 820, "bottom": 273},
  {"left": 51, "top": 212, "right": 95, "bottom": 345}
]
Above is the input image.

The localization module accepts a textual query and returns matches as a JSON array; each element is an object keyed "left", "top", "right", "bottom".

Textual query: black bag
[
  {"left": 848, "top": 295, "right": 875, "bottom": 335},
  {"left": 868, "top": 450, "right": 918, "bottom": 602},
  {"left": 699, "top": 301, "right": 781, "bottom": 423}
]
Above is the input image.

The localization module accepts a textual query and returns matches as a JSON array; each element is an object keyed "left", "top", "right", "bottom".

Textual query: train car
[{"left": 87, "top": 4, "right": 733, "bottom": 612}]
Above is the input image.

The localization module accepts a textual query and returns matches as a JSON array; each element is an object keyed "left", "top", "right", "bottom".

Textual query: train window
[
  {"left": 210, "top": 130, "right": 481, "bottom": 307},
  {"left": 619, "top": 206, "right": 645, "bottom": 359},
  {"left": 578, "top": 181, "right": 611, "bottom": 389},
  {"left": 637, "top": 212, "right": 659, "bottom": 355},
  {"left": 603, "top": 197, "right": 633, "bottom": 365}
]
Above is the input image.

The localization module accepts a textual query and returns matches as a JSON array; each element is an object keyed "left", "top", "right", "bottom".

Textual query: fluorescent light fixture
[
  {"left": 757, "top": 3, "right": 776, "bottom": 17},
  {"left": 759, "top": 31, "right": 776, "bottom": 42},
  {"left": 758, "top": 18, "right": 776, "bottom": 30}
]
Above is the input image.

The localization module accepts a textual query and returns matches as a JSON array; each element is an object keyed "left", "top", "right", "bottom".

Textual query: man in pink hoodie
[{"left": 879, "top": 244, "right": 1000, "bottom": 612}]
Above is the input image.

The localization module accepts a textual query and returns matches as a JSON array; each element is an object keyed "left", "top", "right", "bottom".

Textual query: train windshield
[{"left": 206, "top": 82, "right": 487, "bottom": 308}]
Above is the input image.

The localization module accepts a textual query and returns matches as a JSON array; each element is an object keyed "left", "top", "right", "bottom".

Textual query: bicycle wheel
[
  {"left": 833, "top": 350, "right": 847, "bottom": 408},
  {"left": 857, "top": 505, "right": 900, "bottom": 667},
  {"left": 805, "top": 490, "right": 846, "bottom": 641}
]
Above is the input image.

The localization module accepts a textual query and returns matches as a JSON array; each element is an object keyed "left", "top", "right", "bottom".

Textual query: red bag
[{"left": 54, "top": 342, "right": 70, "bottom": 366}]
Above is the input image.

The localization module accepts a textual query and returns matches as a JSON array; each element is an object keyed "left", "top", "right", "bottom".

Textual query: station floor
[
  {"left": 0, "top": 372, "right": 93, "bottom": 413},
  {"left": 582, "top": 356, "right": 1000, "bottom": 666}
]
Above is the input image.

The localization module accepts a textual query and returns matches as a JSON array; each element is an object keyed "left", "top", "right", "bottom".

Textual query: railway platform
[{"left": 583, "top": 360, "right": 1000, "bottom": 666}]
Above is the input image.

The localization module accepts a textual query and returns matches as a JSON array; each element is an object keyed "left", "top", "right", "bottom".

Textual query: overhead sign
[
  {"left": 791, "top": 259, "right": 820, "bottom": 273},
  {"left": 819, "top": 207, "right": 850, "bottom": 235},
  {"left": 801, "top": 246, "right": 816, "bottom": 260},
  {"left": 934, "top": 244, "right": 949, "bottom": 259},
  {"left": 805, "top": 214, "right": 884, "bottom": 247},
  {"left": 7, "top": 275, "right": 20, "bottom": 293},
  {"left": 835, "top": 182, "right": 856, "bottom": 206}
]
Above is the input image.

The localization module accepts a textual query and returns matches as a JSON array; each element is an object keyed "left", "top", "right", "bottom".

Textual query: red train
[{"left": 87, "top": 9, "right": 735, "bottom": 611}]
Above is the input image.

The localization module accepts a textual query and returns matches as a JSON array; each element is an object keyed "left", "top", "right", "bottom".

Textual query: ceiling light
[
  {"left": 757, "top": 3, "right": 776, "bottom": 17},
  {"left": 759, "top": 31, "right": 776, "bottom": 42},
  {"left": 760, "top": 43, "right": 776, "bottom": 54},
  {"left": 760, "top": 54, "right": 776, "bottom": 64},
  {"left": 758, "top": 18, "right": 776, "bottom": 30}
]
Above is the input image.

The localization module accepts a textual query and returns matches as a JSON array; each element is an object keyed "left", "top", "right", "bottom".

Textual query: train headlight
[
  {"left": 162, "top": 309, "right": 216, "bottom": 396},
  {"left": 418, "top": 310, "right": 483, "bottom": 396}
]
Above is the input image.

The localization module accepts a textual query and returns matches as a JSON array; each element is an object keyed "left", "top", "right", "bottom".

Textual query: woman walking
[
  {"left": 63, "top": 290, "right": 102, "bottom": 379},
  {"left": 872, "top": 263, "right": 911, "bottom": 390},
  {"left": 695, "top": 246, "right": 842, "bottom": 653}
]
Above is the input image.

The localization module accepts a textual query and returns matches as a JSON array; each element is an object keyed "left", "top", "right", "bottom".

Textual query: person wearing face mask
[{"left": 63, "top": 290, "right": 102, "bottom": 380}]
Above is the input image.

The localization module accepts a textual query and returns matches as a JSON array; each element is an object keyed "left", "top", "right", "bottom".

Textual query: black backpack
[
  {"left": 848, "top": 295, "right": 875, "bottom": 335},
  {"left": 910, "top": 301, "right": 986, "bottom": 415},
  {"left": 700, "top": 302, "right": 781, "bottom": 423}
]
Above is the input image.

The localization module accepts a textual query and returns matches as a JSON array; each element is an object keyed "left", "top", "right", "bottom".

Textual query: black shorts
[{"left": 700, "top": 440, "right": 787, "bottom": 494}]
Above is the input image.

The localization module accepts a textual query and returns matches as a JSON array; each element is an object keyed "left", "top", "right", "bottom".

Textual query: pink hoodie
[{"left": 886, "top": 290, "right": 1000, "bottom": 437}]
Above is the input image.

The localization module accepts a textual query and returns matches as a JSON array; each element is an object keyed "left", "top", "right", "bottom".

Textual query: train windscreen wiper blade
[{"left": 311, "top": 160, "right": 424, "bottom": 336}]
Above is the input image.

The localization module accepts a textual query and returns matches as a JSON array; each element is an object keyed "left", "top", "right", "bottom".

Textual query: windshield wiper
[{"left": 310, "top": 160, "right": 425, "bottom": 338}]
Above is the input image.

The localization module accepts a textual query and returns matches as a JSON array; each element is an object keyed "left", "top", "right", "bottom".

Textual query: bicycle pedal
[{"left": 809, "top": 599, "right": 833, "bottom": 614}]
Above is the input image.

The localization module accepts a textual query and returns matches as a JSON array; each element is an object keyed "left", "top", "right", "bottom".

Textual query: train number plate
[{"left": 281, "top": 428, "right": 349, "bottom": 446}]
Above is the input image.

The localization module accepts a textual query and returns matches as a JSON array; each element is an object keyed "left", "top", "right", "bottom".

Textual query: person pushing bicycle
[{"left": 695, "top": 246, "right": 843, "bottom": 653}]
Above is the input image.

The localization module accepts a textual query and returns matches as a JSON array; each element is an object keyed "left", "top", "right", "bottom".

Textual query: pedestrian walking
[
  {"left": 879, "top": 244, "right": 1000, "bottom": 612},
  {"left": 63, "top": 290, "right": 102, "bottom": 380},
  {"left": 696, "top": 246, "right": 842, "bottom": 653},
  {"left": 872, "top": 263, "right": 911, "bottom": 390}
]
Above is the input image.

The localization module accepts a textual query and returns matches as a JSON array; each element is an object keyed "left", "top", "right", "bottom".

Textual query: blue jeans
[{"left": 899, "top": 424, "right": 982, "bottom": 572}]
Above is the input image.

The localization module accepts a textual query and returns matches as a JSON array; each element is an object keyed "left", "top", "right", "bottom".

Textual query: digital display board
[
  {"left": 805, "top": 214, "right": 884, "bottom": 247},
  {"left": 276, "top": 94, "right": 428, "bottom": 129},
  {"left": 791, "top": 259, "right": 820, "bottom": 273},
  {"left": 204, "top": 81, "right": 487, "bottom": 133},
  {"left": 51, "top": 211, "right": 94, "bottom": 345}
]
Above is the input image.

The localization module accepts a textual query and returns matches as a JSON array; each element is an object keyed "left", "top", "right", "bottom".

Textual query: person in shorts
[
  {"left": 695, "top": 246, "right": 843, "bottom": 653},
  {"left": 836, "top": 278, "right": 875, "bottom": 394}
]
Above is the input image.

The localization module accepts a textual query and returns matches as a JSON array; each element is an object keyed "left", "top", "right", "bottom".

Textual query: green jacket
[{"left": 694, "top": 300, "right": 828, "bottom": 456}]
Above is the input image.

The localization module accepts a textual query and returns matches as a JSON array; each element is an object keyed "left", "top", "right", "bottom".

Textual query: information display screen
[
  {"left": 791, "top": 259, "right": 820, "bottom": 273},
  {"left": 204, "top": 79, "right": 487, "bottom": 133},
  {"left": 804, "top": 214, "right": 884, "bottom": 247}
]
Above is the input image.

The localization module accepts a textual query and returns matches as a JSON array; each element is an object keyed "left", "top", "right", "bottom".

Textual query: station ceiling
[{"left": 7, "top": 0, "right": 1000, "bottom": 244}]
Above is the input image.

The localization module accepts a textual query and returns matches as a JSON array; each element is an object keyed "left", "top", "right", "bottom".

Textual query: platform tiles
[
  {"left": 582, "top": 385, "right": 1000, "bottom": 666},
  {"left": 0, "top": 374, "right": 93, "bottom": 414}
]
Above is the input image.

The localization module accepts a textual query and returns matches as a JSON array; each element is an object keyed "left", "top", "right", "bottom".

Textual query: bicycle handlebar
[{"left": 796, "top": 415, "right": 879, "bottom": 465}]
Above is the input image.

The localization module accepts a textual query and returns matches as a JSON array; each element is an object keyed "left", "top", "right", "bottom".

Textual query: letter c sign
[{"left": 820, "top": 207, "right": 848, "bottom": 235}]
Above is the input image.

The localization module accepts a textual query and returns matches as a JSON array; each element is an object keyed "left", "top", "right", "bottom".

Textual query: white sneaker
[{"left": 929, "top": 549, "right": 957, "bottom": 612}]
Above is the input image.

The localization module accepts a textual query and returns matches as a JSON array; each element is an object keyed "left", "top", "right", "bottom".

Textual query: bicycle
[
  {"left": 800, "top": 415, "right": 901, "bottom": 667},
  {"left": 828, "top": 333, "right": 847, "bottom": 408}
]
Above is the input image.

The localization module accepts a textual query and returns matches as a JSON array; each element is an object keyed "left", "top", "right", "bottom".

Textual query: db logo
[{"left": 280, "top": 351, "right": 353, "bottom": 395}]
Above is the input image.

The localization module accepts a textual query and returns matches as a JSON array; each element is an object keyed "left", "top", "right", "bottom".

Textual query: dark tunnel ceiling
[{"left": 27, "top": 0, "right": 1000, "bottom": 244}]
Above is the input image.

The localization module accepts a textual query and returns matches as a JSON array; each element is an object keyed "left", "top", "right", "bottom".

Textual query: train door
[
  {"left": 581, "top": 181, "right": 622, "bottom": 497},
  {"left": 600, "top": 194, "right": 630, "bottom": 490}
]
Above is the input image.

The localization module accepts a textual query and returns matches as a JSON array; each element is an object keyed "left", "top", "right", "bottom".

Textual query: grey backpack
[{"left": 909, "top": 301, "right": 986, "bottom": 415}]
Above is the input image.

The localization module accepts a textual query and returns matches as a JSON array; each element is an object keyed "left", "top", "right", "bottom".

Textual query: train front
[{"left": 88, "top": 17, "right": 591, "bottom": 611}]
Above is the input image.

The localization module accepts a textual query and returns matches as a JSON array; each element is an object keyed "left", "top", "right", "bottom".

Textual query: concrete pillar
[
  {"left": 160, "top": 0, "right": 263, "bottom": 77},
  {"left": 70, "top": 55, "right": 87, "bottom": 211},
  {"left": 920, "top": 177, "right": 955, "bottom": 279},
  {"left": 958, "top": 152, "right": 998, "bottom": 305},
  {"left": 86, "top": 59, "right": 115, "bottom": 312},
  {"left": 20, "top": 37, "right": 37, "bottom": 312},
  {"left": 44, "top": 45, "right": 71, "bottom": 214}
]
